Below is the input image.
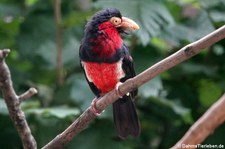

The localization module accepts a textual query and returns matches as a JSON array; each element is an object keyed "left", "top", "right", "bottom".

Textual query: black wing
[
  {"left": 120, "top": 44, "right": 138, "bottom": 97},
  {"left": 113, "top": 44, "right": 140, "bottom": 138}
]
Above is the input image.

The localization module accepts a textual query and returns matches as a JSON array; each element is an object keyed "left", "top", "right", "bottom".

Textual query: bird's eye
[{"left": 110, "top": 17, "right": 122, "bottom": 26}]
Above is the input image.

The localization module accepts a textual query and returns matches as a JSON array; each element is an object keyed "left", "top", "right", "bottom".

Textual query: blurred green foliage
[{"left": 0, "top": 0, "right": 225, "bottom": 148}]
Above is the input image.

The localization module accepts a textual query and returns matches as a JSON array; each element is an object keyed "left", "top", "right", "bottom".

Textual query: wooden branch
[
  {"left": 19, "top": 87, "right": 38, "bottom": 103},
  {"left": 42, "top": 25, "right": 225, "bottom": 148},
  {"left": 171, "top": 93, "right": 225, "bottom": 149},
  {"left": 0, "top": 49, "right": 37, "bottom": 149},
  {"left": 54, "top": 0, "right": 64, "bottom": 85}
]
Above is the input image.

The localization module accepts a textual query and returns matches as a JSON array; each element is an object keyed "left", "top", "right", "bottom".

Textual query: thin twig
[
  {"left": 171, "top": 93, "right": 225, "bottom": 149},
  {"left": 0, "top": 49, "right": 37, "bottom": 149},
  {"left": 42, "top": 25, "right": 225, "bottom": 148},
  {"left": 19, "top": 87, "right": 38, "bottom": 103},
  {"left": 54, "top": 0, "right": 64, "bottom": 85}
]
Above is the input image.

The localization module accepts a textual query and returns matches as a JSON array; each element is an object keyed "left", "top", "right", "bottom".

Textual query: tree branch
[
  {"left": 171, "top": 93, "right": 225, "bottom": 149},
  {"left": 42, "top": 25, "right": 225, "bottom": 148},
  {"left": 19, "top": 87, "right": 38, "bottom": 103},
  {"left": 54, "top": 0, "right": 64, "bottom": 85},
  {"left": 0, "top": 49, "right": 37, "bottom": 149}
]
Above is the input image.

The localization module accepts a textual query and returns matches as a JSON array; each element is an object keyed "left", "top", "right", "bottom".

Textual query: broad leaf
[
  {"left": 69, "top": 73, "right": 95, "bottom": 111},
  {"left": 139, "top": 77, "right": 164, "bottom": 98},
  {"left": 26, "top": 106, "right": 80, "bottom": 118},
  {"left": 161, "top": 10, "right": 215, "bottom": 47},
  {"left": 198, "top": 79, "right": 222, "bottom": 107},
  {"left": 0, "top": 4, "right": 21, "bottom": 17},
  {"left": 67, "top": 120, "right": 130, "bottom": 149}
]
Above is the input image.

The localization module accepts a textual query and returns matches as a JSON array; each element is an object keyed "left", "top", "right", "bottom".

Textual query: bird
[{"left": 79, "top": 8, "right": 140, "bottom": 139}]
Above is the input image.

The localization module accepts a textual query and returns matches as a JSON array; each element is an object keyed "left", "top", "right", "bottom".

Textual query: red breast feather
[{"left": 83, "top": 61, "right": 125, "bottom": 94}]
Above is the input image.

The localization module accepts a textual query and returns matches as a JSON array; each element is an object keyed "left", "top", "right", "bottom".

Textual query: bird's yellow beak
[{"left": 117, "top": 17, "right": 140, "bottom": 31}]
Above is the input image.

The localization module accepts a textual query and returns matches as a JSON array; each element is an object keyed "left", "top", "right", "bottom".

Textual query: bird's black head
[
  {"left": 80, "top": 8, "right": 139, "bottom": 62},
  {"left": 85, "top": 8, "right": 122, "bottom": 33}
]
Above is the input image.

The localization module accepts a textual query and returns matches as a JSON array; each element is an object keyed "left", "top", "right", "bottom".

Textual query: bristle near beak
[{"left": 116, "top": 17, "right": 140, "bottom": 31}]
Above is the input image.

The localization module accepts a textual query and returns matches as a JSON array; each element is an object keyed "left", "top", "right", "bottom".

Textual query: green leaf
[
  {"left": 26, "top": 106, "right": 80, "bottom": 118},
  {"left": 133, "top": 44, "right": 163, "bottom": 73},
  {"left": 209, "top": 11, "right": 225, "bottom": 22},
  {"left": 25, "top": 0, "right": 38, "bottom": 6},
  {"left": 17, "top": 14, "right": 56, "bottom": 58},
  {"left": 145, "top": 97, "right": 193, "bottom": 124},
  {"left": 21, "top": 100, "right": 41, "bottom": 110},
  {"left": 0, "top": 4, "right": 22, "bottom": 18},
  {"left": 181, "top": 62, "right": 217, "bottom": 77},
  {"left": 35, "top": 31, "right": 80, "bottom": 68},
  {"left": 63, "top": 11, "right": 95, "bottom": 28},
  {"left": 17, "top": 13, "right": 80, "bottom": 69},
  {"left": 139, "top": 77, "right": 164, "bottom": 98},
  {"left": 0, "top": 16, "right": 22, "bottom": 48},
  {"left": 36, "top": 84, "right": 54, "bottom": 106},
  {"left": 67, "top": 120, "right": 130, "bottom": 149},
  {"left": 36, "top": 40, "right": 57, "bottom": 68},
  {"left": 199, "top": 0, "right": 225, "bottom": 23},
  {"left": 198, "top": 79, "right": 222, "bottom": 107},
  {"left": 161, "top": 10, "right": 215, "bottom": 47},
  {"left": 69, "top": 73, "right": 95, "bottom": 111},
  {"left": 63, "top": 30, "right": 80, "bottom": 66},
  {"left": 199, "top": 0, "right": 225, "bottom": 9}
]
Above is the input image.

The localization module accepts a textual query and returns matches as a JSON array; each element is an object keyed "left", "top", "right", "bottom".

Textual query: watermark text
[{"left": 176, "top": 144, "right": 224, "bottom": 148}]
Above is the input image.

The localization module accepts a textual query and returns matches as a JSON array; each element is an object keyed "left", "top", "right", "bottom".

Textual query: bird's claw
[
  {"left": 115, "top": 82, "right": 130, "bottom": 98},
  {"left": 116, "top": 82, "right": 123, "bottom": 98},
  {"left": 91, "top": 97, "right": 101, "bottom": 116}
]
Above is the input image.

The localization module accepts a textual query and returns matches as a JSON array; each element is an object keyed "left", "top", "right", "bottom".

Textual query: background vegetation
[{"left": 0, "top": 0, "right": 225, "bottom": 148}]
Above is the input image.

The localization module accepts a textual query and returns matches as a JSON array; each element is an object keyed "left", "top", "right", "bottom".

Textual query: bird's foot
[
  {"left": 115, "top": 82, "right": 130, "bottom": 98},
  {"left": 91, "top": 97, "right": 101, "bottom": 116}
]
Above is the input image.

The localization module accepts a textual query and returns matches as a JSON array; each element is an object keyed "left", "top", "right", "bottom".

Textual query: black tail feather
[{"left": 113, "top": 95, "right": 140, "bottom": 139}]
